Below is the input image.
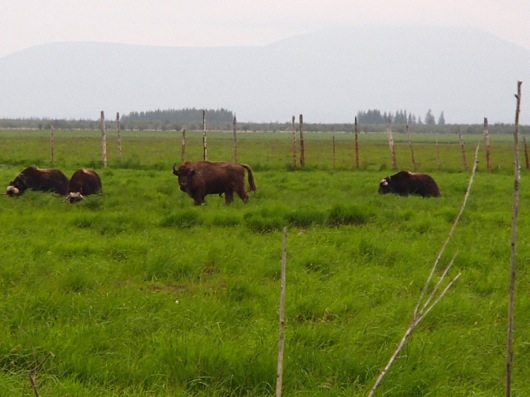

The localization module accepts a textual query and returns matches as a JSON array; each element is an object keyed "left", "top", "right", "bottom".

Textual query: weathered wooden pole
[
  {"left": 523, "top": 135, "right": 530, "bottom": 170},
  {"left": 202, "top": 109, "right": 207, "bottom": 161},
  {"left": 116, "top": 112, "right": 122, "bottom": 161},
  {"left": 181, "top": 129, "right": 186, "bottom": 163},
  {"left": 332, "top": 135, "right": 336, "bottom": 169},
  {"left": 100, "top": 111, "right": 107, "bottom": 168},
  {"left": 406, "top": 123, "right": 417, "bottom": 171},
  {"left": 386, "top": 118, "right": 397, "bottom": 170},
  {"left": 458, "top": 127, "right": 468, "bottom": 171},
  {"left": 354, "top": 116, "right": 359, "bottom": 169},
  {"left": 506, "top": 80, "right": 522, "bottom": 397},
  {"left": 275, "top": 227, "right": 288, "bottom": 397},
  {"left": 299, "top": 114, "right": 305, "bottom": 168},
  {"left": 291, "top": 116, "right": 297, "bottom": 169},
  {"left": 483, "top": 117, "right": 491, "bottom": 171},
  {"left": 49, "top": 121, "right": 55, "bottom": 166},
  {"left": 233, "top": 115, "right": 238, "bottom": 163},
  {"left": 436, "top": 138, "right": 441, "bottom": 170}
]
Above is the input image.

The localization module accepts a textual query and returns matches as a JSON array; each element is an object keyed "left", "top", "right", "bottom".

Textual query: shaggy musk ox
[
  {"left": 6, "top": 166, "right": 69, "bottom": 196},
  {"left": 378, "top": 170, "right": 441, "bottom": 197},
  {"left": 66, "top": 168, "right": 103, "bottom": 203},
  {"left": 173, "top": 161, "right": 256, "bottom": 205}
]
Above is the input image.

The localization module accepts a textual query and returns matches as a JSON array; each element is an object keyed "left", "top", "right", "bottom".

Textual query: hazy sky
[{"left": 2, "top": 0, "right": 530, "bottom": 58}]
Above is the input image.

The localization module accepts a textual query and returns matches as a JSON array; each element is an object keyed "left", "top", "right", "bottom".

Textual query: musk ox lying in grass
[
  {"left": 173, "top": 161, "right": 256, "bottom": 205},
  {"left": 65, "top": 168, "right": 103, "bottom": 203},
  {"left": 378, "top": 170, "right": 441, "bottom": 197},
  {"left": 6, "top": 166, "right": 69, "bottom": 196}
]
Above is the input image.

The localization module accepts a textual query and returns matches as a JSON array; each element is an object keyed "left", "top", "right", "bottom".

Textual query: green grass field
[{"left": 0, "top": 129, "right": 528, "bottom": 396}]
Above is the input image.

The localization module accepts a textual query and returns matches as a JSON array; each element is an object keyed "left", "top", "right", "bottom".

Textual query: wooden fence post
[
  {"left": 202, "top": 109, "right": 207, "bottom": 161},
  {"left": 406, "top": 124, "right": 417, "bottom": 171},
  {"left": 523, "top": 136, "right": 529, "bottom": 170},
  {"left": 291, "top": 116, "right": 297, "bottom": 169},
  {"left": 483, "top": 117, "right": 491, "bottom": 171},
  {"left": 332, "top": 135, "right": 336, "bottom": 169},
  {"left": 436, "top": 138, "right": 441, "bottom": 170},
  {"left": 100, "top": 111, "right": 107, "bottom": 168},
  {"left": 354, "top": 116, "right": 359, "bottom": 169},
  {"left": 233, "top": 115, "right": 238, "bottom": 163},
  {"left": 50, "top": 121, "right": 55, "bottom": 166},
  {"left": 299, "top": 114, "right": 305, "bottom": 168},
  {"left": 458, "top": 127, "right": 468, "bottom": 171},
  {"left": 116, "top": 112, "right": 122, "bottom": 161},
  {"left": 386, "top": 118, "right": 397, "bottom": 170},
  {"left": 275, "top": 227, "right": 288, "bottom": 397},
  {"left": 181, "top": 129, "right": 186, "bottom": 163}
]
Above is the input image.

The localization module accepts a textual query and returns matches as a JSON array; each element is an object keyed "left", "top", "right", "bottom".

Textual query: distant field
[{"left": 0, "top": 129, "right": 528, "bottom": 396}]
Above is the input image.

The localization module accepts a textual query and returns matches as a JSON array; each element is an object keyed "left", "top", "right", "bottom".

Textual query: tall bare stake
[
  {"left": 354, "top": 116, "right": 360, "bottom": 169},
  {"left": 505, "top": 80, "right": 522, "bottom": 397},
  {"left": 49, "top": 121, "right": 55, "bottom": 166},
  {"left": 406, "top": 123, "right": 417, "bottom": 171},
  {"left": 233, "top": 115, "right": 238, "bottom": 163},
  {"left": 291, "top": 116, "right": 297, "bottom": 169},
  {"left": 483, "top": 117, "right": 491, "bottom": 171},
  {"left": 386, "top": 118, "right": 397, "bottom": 169},
  {"left": 369, "top": 142, "right": 481, "bottom": 397},
  {"left": 276, "top": 227, "right": 288, "bottom": 397},
  {"left": 116, "top": 112, "right": 122, "bottom": 161},
  {"left": 100, "top": 111, "right": 107, "bottom": 168},
  {"left": 458, "top": 127, "right": 468, "bottom": 171},
  {"left": 299, "top": 114, "right": 305, "bottom": 168},
  {"left": 523, "top": 136, "right": 529, "bottom": 170},
  {"left": 180, "top": 129, "right": 186, "bottom": 163},
  {"left": 202, "top": 110, "right": 207, "bottom": 161}
]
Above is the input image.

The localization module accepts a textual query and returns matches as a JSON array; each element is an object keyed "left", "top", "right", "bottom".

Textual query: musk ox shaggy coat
[
  {"left": 66, "top": 168, "right": 103, "bottom": 203},
  {"left": 6, "top": 166, "right": 69, "bottom": 196},
  {"left": 173, "top": 161, "right": 256, "bottom": 205},
  {"left": 378, "top": 170, "right": 441, "bottom": 197}
]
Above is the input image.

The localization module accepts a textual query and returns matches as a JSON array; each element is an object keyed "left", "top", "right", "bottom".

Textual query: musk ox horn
[{"left": 172, "top": 163, "right": 178, "bottom": 174}]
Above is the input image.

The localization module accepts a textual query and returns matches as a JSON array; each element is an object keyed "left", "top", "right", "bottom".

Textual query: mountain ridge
[{"left": 1, "top": 26, "right": 529, "bottom": 124}]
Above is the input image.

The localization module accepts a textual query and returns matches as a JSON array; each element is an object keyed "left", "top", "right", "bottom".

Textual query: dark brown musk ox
[
  {"left": 173, "top": 160, "right": 257, "bottom": 205},
  {"left": 378, "top": 170, "right": 441, "bottom": 197},
  {"left": 6, "top": 166, "right": 69, "bottom": 196},
  {"left": 65, "top": 168, "right": 103, "bottom": 203}
]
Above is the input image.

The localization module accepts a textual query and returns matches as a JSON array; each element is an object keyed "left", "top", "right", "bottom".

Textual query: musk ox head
[
  {"left": 6, "top": 175, "right": 27, "bottom": 196},
  {"left": 378, "top": 177, "right": 392, "bottom": 195},
  {"left": 173, "top": 162, "right": 196, "bottom": 192},
  {"left": 65, "top": 192, "right": 85, "bottom": 203}
]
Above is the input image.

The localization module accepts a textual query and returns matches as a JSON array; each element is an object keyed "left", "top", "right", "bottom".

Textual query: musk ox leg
[{"left": 224, "top": 190, "right": 234, "bottom": 204}]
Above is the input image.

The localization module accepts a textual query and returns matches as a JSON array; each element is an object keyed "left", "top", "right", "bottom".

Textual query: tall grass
[{"left": 0, "top": 130, "right": 528, "bottom": 395}]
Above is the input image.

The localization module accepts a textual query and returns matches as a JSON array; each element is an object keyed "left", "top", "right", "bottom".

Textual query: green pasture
[{"left": 0, "top": 129, "right": 528, "bottom": 396}]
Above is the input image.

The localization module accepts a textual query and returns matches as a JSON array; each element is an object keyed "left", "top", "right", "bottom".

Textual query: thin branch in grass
[
  {"left": 506, "top": 80, "right": 522, "bottom": 397},
  {"left": 29, "top": 352, "right": 54, "bottom": 397},
  {"left": 368, "top": 143, "right": 480, "bottom": 397}
]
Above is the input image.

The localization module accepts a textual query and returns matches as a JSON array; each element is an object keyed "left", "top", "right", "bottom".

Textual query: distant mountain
[{"left": 0, "top": 26, "right": 529, "bottom": 124}]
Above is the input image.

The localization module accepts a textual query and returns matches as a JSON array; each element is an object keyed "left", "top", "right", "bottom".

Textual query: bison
[
  {"left": 173, "top": 161, "right": 256, "bottom": 205},
  {"left": 65, "top": 168, "right": 103, "bottom": 203},
  {"left": 378, "top": 170, "right": 441, "bottom": 197},
  {"left": 6, "top": 166, "right": 69, "bottom": 196}
]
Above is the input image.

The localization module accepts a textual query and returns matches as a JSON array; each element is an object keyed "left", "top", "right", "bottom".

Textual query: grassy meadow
[{"left": 0, "top": 129, "right": 529, "bottom": 396}]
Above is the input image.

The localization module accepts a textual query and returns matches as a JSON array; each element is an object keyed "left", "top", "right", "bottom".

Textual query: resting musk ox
[
  {"left": 6, "top": 166, "right": 69, "bottom": 196},
  {"left": 173, "top": 161, "right": 256, "bottom": 205},
  {"left": 66, "top": 168, "right": 103, "bottom": 203},
  {"left": 378, "top": 170, "right": 441, "bottom": 197}
]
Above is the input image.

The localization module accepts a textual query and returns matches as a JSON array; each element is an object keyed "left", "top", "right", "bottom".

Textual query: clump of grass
[
  {"left": 285, "top": 208, "right": 327, "bottom": 227},
  {"left": 327, "top": 204, "right": 372, "bottom": 226},
  {"left": 160, "top": 210, "right": 202, "bottom": 228}
]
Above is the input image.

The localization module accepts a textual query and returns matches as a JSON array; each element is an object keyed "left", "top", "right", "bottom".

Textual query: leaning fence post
[
  {"left": 332, "top": 135, "right": 336, "bottom": 169},
  {"left": 100, "top": 111, "right": 107, "bottom": 168},
  {"left": 233, "top": 115, "right": 238, "bottom": 163},
  {"left": 523, "top": 136, "right": 529, "bottom": 170},
  {"left": 406, "top": 123, "right": 417, "bottom": 171}
]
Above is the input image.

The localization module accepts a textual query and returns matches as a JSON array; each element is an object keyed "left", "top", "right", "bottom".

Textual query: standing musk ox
[
  {"left": 378, "top": 170, "right": 441, "bottom": 197},
  {"left": 6, "top": 166, "right": 69, "bottom": 196},
  {"left": 66, "top": 168, "right": 103, "bottom": 203},
  {"left": 173, "top": 161, "right": 256, "bottom": 205}
]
